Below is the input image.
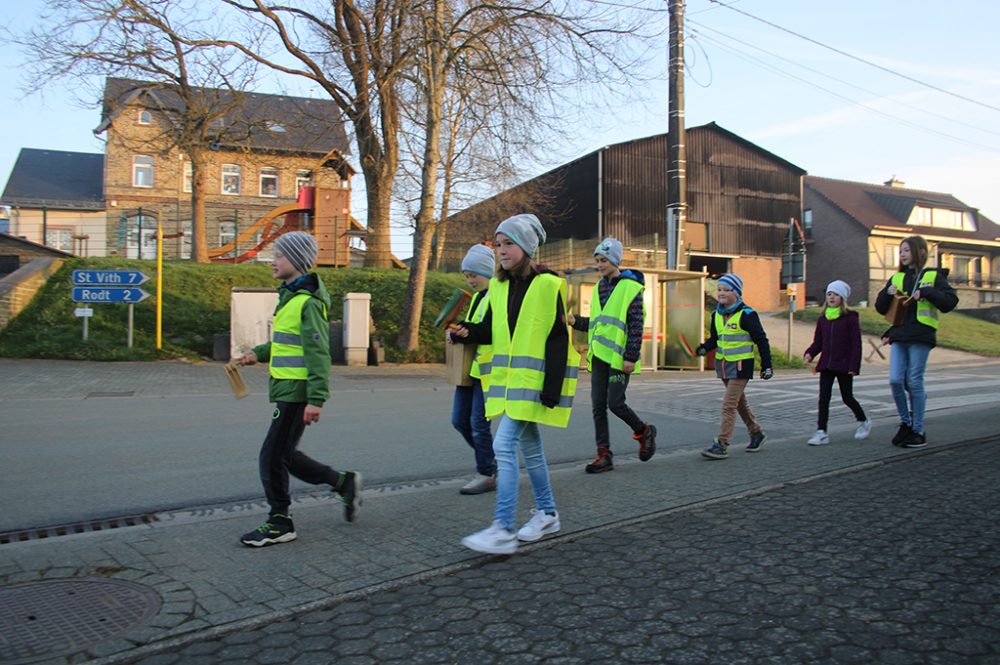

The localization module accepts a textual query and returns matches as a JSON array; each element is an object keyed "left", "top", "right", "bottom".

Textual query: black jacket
[{"left": 875, "top": 268, "right": 958, "bottom": 348}]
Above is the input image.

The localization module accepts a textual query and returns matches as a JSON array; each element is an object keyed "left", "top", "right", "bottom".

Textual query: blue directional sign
[
  {"left": 72, "top": 287, "right": 150, "bottom": 303},
  {"left": 72, "top": 270, "right": 149, "bottom": 286}
]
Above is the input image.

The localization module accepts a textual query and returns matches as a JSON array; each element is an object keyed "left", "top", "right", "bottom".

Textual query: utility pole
[{"left": 667, "top": 0, "right": 687, "bottom": 271}]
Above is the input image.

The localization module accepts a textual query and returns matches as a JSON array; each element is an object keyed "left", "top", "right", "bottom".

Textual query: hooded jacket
[
  {"left": 251, "top": 273, "right": 331, "bottom": 406},
  {"left": 570, "top": 269, "right": 645, "bottom": 363},
  {"left": 875, "top": 267, "right": 958, "bottom": 347}
]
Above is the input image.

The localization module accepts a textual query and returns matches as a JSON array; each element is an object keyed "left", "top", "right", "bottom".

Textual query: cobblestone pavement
[{"left": 129, "top": 439, "right": 1000, "bottom": 665}]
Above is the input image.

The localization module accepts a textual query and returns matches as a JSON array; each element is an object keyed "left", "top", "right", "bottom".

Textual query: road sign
[
  {"left": 786, "top": 283, "right": 799, "bottom": 297},
  {"left": 72, "top": 287, "right": 150, "bottom": 303},
  {"left": 74, "top": 307, "right": 94, "bottom": 317},
  {"left": 72, "top": 270, "right": 149, "bottom": 286}
]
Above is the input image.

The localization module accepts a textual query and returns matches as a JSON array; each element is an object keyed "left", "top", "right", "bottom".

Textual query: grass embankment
[
  {"left": 794, "top": 306, "right": 1000, "bottom": 357},
  {"left": 0, "top": 258, "right": 466, "bottom": 361}
]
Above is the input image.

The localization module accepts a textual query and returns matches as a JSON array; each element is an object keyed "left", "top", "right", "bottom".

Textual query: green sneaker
[{"left": 240, "top": 514, "right": 296, "bottom": 547}]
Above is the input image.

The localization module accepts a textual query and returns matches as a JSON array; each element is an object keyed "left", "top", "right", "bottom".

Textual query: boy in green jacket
[{"left": 237, "top": 231, "right": 361, "bottom": 547}]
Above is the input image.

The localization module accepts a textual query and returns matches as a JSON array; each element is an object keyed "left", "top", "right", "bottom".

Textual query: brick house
[
  {"left": 443, "top": 122, "right": 806, "bottom": 311},
  {"left": 2, "top": 77, "right": 359, "bottom": 265},
  {"left": 804, "top": 175, "right": 1000, "bottom": 309}
]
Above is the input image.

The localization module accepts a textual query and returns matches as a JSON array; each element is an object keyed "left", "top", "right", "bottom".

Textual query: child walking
[
  {"left": 802, "top": 280, "right": 870, "bottom": 445},
  {"left": 875, "top": 235, "right": 957, "bottom": 448},
  {"left": 695, "top": 273, "right": 773, "bottom": 460},
  {"left": 568, "top": 237, "right": 656, "bottom": 473},
  {"left": 452, "top": 244, "right": 497, "bottom": 495},
  {"left": 450, "top": 214, "right": 580, "bottom": 554},
  {"left": 237, "top": 231, "right": 361, "bottom": 547}
]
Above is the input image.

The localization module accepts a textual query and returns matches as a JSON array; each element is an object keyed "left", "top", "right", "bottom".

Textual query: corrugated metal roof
[
  {"left": 1, "top": 149, "right": 105, "bottom": 210},
  {"left": 805, "top": 175, "right": 1000, "bottom": 242}
]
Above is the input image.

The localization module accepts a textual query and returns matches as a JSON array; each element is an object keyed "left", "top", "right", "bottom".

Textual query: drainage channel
[{"left": 0, "top": 514, "right": 160, "bottom": 546}]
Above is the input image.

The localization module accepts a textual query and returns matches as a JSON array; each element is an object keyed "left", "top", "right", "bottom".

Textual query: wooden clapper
[{"left": 224, "top": 361, "right": 249, "bottom": 399}]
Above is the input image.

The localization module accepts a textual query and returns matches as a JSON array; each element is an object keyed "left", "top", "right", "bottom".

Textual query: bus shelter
[{"left": 564, "top": 267, "right": 706, "bottom": 371}]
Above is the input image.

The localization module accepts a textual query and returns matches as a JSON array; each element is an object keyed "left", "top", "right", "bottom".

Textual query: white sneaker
[
  {"left": 854, "top": 419, "right": 872, "bottom": 440},
  {"left": 517, "top": 509, "right": 561, "bottom": 542},
  {"left": 807, "top": 430, "right": 830, "bottom": 446},
  {"left": 460, "top": 474, "right": 496, "bottom": 495},
  {"left": 461, "top": 522, "right": 517, "bottom": 554}
]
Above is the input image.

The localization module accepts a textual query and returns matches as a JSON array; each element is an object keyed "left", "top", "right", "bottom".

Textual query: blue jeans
[
  {"left": 889, "top": 342, "right": 932, "bottom": 434},
  {"left": 492, "top": 415, "right": 556, "bottom": 531},
  {"left": 451, "top": 380, "right": 495, "bottom": 477}
]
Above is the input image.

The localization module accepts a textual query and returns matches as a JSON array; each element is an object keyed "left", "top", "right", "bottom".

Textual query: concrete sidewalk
[{"left": 2, "top": 388, "right": 998, "bottom": 664}]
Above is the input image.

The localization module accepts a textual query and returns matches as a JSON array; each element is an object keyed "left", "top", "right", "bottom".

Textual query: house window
[
  {"left": 182, "top": 162, "right": 193, "bottom": 193},
  {"left": 221, "top": 164, "right": 241, "bottom": 195},
  {"left": 259, "top": 168, "right": 279, "bottom": 198},
  {"left": 884, "top": 243, "right": 899, "bottom": 269},
  {"left": 125, "top": 213, "right": 158, "bottom": 260},
  {"left": 219, "top": 221, "right": 236, "bottom": 247},
  {"left": 180, "top": 220, "right": 192, "bottom": 259},
  {"left": 138, "top": 110, "right": 152, "bottom": 125},
  {"left": 45, "top": 228, "right": 74, "bottom": 252},
  {"left": 133, "top": 155, "right": 154, "bottom": 188},
  {"left": 295, "top": 170, "right": 313, "bottom": 193},
  {"left": 982, "top": 291, "right": 1000, "bottom": 304},
  {"left": 803, "top": 209, "right": 813, "bottom": 239},
  {"left": 255, "top": 231, "right": 275, "bottom": 262}
]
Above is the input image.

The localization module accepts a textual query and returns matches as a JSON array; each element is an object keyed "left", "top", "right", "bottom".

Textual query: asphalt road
[{"left": 2, "top": 359, "right": 999, "bottom": 533}]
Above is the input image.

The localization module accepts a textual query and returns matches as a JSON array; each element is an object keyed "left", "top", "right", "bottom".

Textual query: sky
[{"left": 2, "top": 0, "right": 999, "bottom": 258}]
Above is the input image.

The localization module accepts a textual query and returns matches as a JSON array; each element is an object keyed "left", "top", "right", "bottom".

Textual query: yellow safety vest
[
  {"left": 890, "top": 270, "right": 940, "bottom": 330},
  {"left": 467, "top": 291, "right": 493, "bottom": 388},
  {"left": 484, "top": 274, "right": 580, "bottom": 428},
  {"left": 714, "top": 309, "right": 754, "bottom": 362},
  {"left": 588, "top": 278, "right": 643, "bottom": 373},
  {"left": 270, "top": 293, "right": 318, "bottom": 380}
]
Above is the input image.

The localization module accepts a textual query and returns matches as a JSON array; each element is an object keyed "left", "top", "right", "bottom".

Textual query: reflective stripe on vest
[
  {"left": 715, "top": 309, "right": 754, "bottom": 361},
  {"left": 587, "top": 278, "right": 643, "bottom": 373},
  {"left": 890, "top": 270, "right": 940, "bottom": 329},
  {"left": 270, "top": 293, "right": 313, "bottom": 380},
  {"left": 484, "top": 274, "right": 581, "bottom": 428},
  {"left": 467, "top": 292, "right": 493, "bottom": 385}
]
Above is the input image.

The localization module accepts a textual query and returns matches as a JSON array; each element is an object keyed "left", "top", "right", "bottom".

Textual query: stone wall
[{"left": 0, "top": 258, "right": 64, "bottom": 330}]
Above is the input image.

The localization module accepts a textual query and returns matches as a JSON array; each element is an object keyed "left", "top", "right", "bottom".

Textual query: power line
[
  {"left": 691, "top": 30, "right": 1000, "bottom": 152},
  {"left": 707, "top": 0, "right": 1000, "bottom": 113},
  {"left": 687, "top": 17, "right": 1000, "bottom": 141}
]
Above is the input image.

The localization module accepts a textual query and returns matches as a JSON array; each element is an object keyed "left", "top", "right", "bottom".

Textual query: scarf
[
  {"left": 716, "top": 299, "right": 743, "bottom": 316},
  {"left": 824, "top": 306, "right": 842, "bottom": 320}
]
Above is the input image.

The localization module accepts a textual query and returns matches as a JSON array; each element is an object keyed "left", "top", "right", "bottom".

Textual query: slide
[{"left": 208, "top": 202, "right": 310, "bottom": 262}]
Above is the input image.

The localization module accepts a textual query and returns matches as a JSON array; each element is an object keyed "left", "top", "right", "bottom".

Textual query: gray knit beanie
[
  {"left": 274, "top": 231, "right": 318, "bottom": 275},
  {"left": 594, "top": 237, "right": 623, "bottom": 267},
  {"left": 461, "top": 244, "right": 496, "bottom": 278},
  {"left": 495, "top": 214, "right": 546, "bottom": 258}
]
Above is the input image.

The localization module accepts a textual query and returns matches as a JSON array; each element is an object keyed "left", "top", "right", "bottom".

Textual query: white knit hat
[
  {"left": 826, "top": 280, "right": 851, "bottom": 302},
  {"left": 461, "top": 244, "right": 496, "bottom": 278}
]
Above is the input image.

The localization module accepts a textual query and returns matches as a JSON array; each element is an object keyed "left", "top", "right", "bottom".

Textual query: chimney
[{"left": 884, "top": 175, "right": 905, "bottom": 188}]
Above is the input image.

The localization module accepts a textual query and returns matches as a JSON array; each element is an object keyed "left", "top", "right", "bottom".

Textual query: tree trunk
[
  {"left": 190, "top": 158, "right": 208, "bottom": 263},
  {"left": 396, "top": 0, "right": 447, "bottom": 352}
]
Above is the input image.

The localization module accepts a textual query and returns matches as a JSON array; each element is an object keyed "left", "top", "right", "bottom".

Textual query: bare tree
[
  {"left": 20, "top": 0, "right": 266, "bottom": 263},
  {"left": 186, "top": 0, "right": 416, "bottom": 269},
  {"left": 392, "top": 0, "right": 657, "bottom": 353}
]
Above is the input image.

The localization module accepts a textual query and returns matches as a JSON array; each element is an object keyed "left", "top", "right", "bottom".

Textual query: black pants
[
  {"left": 591, "top": 356, "right": 645, "bottom": 449},
  {"left": 817, "top": 371, "right": 867, "bottom": 431},
  {"left": 260, "top": 402, "right": 339, "bottom": 516}
]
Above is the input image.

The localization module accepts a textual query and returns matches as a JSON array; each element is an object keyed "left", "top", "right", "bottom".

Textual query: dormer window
[
  {"left": 138, "top": 110, "right": 152, "bottom": 125},
  {"left": 266, "top": 122, "right": 286, "bottom": 133},
  {"left": 907, "top": 206, "right": 976, "bottom": 231}
]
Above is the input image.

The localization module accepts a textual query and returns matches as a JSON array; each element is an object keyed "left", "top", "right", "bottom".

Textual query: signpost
[{"left": 70, "top": 270, "right": 150, "bottom": 347}]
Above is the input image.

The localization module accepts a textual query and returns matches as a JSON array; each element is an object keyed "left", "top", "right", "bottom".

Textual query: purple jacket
[{"left": 804, "top": 310, "right": 862, "bottom": 375}]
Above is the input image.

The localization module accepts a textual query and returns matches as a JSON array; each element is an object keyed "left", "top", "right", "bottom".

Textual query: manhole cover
[{"left": 0, "top": 578, "right": 162, "bottom": 664}]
